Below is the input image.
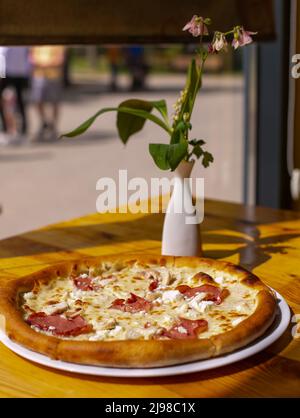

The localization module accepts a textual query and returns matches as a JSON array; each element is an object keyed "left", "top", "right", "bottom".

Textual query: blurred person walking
[
  {"left": 125, "top": 46, "right": 148, "bottom": 91},
  {"left": 30, "top": 46, "right": 65, "bottom": 141},
  {"left": 0, "top": 47, "right": 30, "bottom": 144},
  {"left": 106, "top": 46, "right": 121, "bottom": 91}
]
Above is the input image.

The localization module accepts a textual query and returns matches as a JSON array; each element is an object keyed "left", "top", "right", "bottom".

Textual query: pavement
[{"left": 0, "top": 73, "right": 243, "bottom": 239}]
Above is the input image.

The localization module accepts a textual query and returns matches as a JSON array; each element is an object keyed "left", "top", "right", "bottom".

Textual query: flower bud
[
  {"left": 204, "top": 18, "right": 212, "bottom": 26},
  {"left": 183, "top": 112, "right": 190, "bottom": 122}
]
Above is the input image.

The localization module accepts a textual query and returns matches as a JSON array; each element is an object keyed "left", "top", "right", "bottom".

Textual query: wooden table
[{"left": 0, "top": 199, "right": 299, "bottom": 397}]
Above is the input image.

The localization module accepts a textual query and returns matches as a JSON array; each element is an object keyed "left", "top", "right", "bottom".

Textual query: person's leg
[
  {"left": 0, "top": 78, "right": 8, "bottom": 132},
  {"left": 32, "top": 76, "right": 49, "bottom": 140},
  {"left": 14, "top": 77, "right": 28, "bottom": 135},
  {"left": 2, "top": 86, "right": 18, "bottom": 135},
  {"left": 37, "top": 102, "right": 47, "bottom": 124},
  {"left": 34, "top": 101, "right": 49, "bottom": 141},
  {"left": 46, "top": 79, "right": 62, "bottom": 134},
  {"left": 51, "top": 102, "right": 59, "bottom": 130}
]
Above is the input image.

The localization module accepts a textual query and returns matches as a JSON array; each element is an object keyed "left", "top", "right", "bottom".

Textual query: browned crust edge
[{"left": 0, "top": 255, "right": 277, "bottom": 368}]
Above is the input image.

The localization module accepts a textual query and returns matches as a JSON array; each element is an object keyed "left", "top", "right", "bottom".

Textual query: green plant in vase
[{"left": 64, "top": 15, "right": 256, "bottom": 173}]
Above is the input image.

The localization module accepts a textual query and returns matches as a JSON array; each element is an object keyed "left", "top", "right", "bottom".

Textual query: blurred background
[
  {"left": 0, "top": 45, "right": 244, "bottom": 238},
  {"left": 0, "top": 0, "right": 299, "bottom": 239}
]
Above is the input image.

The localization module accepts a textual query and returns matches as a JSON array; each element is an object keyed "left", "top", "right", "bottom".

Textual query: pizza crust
[{"left": 0, "top": 255, "right": 277, "bottom": 368}]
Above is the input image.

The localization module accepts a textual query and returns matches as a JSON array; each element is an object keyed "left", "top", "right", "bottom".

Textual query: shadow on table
[
  {"left": 0, "top": 212, "right": 164, "bottom": 260},
  {"left": 0, "top": 211, "right": 299, "bottom": 273},
  {"left": 204, "top": 227, "right": 300, "bottom": 271},
  {"left": 31, "top": 319, "right": 296, "bottom": 397}
]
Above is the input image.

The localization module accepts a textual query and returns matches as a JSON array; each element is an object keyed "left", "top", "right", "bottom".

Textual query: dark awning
[{"left": 0, "top": 0, "right": 275, "bottom": 45}]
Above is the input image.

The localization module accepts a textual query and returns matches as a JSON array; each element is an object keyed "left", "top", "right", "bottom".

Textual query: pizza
[{"left": 0, "top": 255, "right": 277, "bottom": 368}]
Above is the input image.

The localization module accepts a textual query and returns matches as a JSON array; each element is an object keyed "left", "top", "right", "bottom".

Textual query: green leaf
[
  {"left": 171, "top": 58, "right": 201, "bottom": 137},
  {"left": 192, "top": 145, "right": 203, "bottom": 159},
  {"left": 168, "top": 142, "right": 188, "bottom": 171},
  {"left": 149, "top": 144, "right": 170, "bottom": 170},
  {"left": 62, "top": 102, "right": 171, "bottom": 141},
  {"left": 151, "top": 100, "right": 168, "bottom": 123},
  {"left": 202, "top": 151, "right": 214, "bottom": 168},
  {"left": 189, "top": 138, "right": 206, "bottom": 146},
  {"left": 170, "top": 122, "right": 191, "bottom": 145},
  {"left": 62, "top": 107, "right": 118, "bottom": 137},
  {"left": 117, "top": 99, "right": 170, "bottom": 143},
  {"left": 170, "top": 128, "right": 181, "bottom": 144},
  {"left": 117, "top": 99, "right": 153, "bottom": 143},
  {"left": 117, "top": 106, "right": 171, "bottom": 143},
  {"left": 174, "top": 121, "right": 186, "bottom": 133},
  {"left": 149, "top": 142, "right": 188, "bottom": 171},
  {"left": 180, "top": 59, "right": 199, "bottom": 118},
  {"left": 187, "top": 59, "right": 199, "bottom": 95}
]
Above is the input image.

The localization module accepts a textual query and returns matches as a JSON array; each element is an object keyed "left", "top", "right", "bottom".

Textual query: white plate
[{"left": 0, "top": 291, "right": 290, "bottom": 378}]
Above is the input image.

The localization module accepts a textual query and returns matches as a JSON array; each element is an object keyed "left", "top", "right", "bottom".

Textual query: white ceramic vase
[{"left": 161, "top": 160, "right": 202, "bottom": 257}]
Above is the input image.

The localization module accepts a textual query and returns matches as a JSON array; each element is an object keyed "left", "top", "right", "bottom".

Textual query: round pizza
[{"left": 0, "top": 255, "right": 277, "bottom": 368}]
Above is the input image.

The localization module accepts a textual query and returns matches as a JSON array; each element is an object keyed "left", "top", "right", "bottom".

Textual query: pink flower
[
  {"left": 208, "top": 32, "right": 227, "bottom": 54},
  {"left": 232, "top": 27, "right": 257, "bottom": 49},
  {"left": 212, "top": 33, "right": 227, "bottom": 52},
  {"left": 183, "top": 15, "right": 209, "bottom": 37}
]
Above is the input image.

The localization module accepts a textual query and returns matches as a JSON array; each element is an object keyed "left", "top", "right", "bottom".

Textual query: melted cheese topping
[{"left": 21, "top": 261, "right": 258, "bottom": 341}]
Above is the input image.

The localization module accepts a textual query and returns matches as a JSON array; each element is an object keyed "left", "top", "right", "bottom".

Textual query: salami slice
[
  {"left": 110, "top": 293, "right": 152, "bottom": 313},
  {"left": 176, "top": 284, "right": 229, "bottom": 304},
  {"left": 27, "top": 312, "right": 93, "bottom": 337},
  {"left": 73, "top": 276, "right": 95, "bottom": 291},
  {"left": 161, "top": 318, "right": 208, "bottom": 339}
]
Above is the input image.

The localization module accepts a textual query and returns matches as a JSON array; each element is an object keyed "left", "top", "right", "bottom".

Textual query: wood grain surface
[{"left": 0, "top": 199, "right": 299, "bottom": 398}]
